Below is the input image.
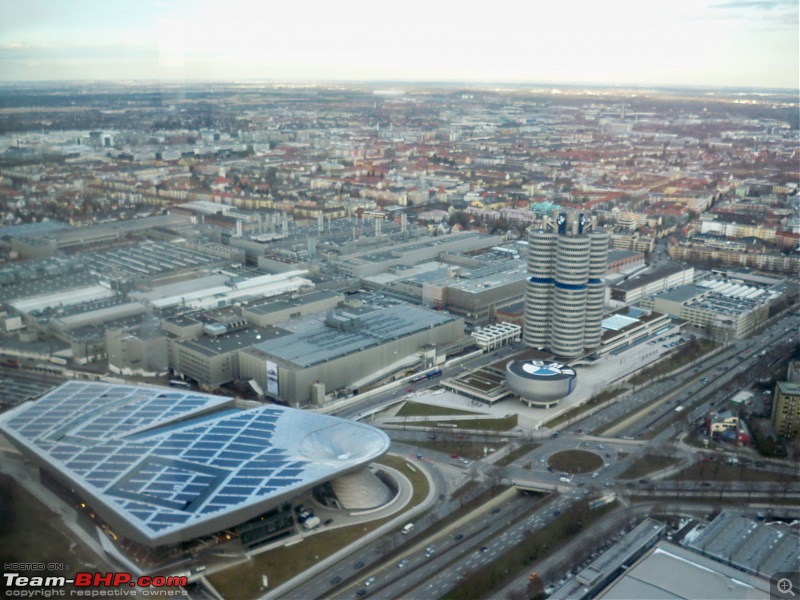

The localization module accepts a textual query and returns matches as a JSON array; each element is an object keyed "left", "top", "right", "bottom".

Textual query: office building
[{"left": 524, "top": 212, "right": 609, "bottom": 358}]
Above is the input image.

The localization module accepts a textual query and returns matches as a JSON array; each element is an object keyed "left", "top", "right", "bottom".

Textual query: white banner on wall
[{"left": 266, "top": 361, "right": 279, "bottom": 395}]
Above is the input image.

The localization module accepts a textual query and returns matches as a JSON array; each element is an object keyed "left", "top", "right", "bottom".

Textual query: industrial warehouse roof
[
  {"left": 597, "top": 541, "right": 771, "bottom": 600},
  {"left": 612, "top": 263, "right": 689, "bottom": 291},
  {"left": 176, "top": 326, "right": 288, "bottom": 357},
  {"left": 652, "top": 284, "right": 709, "bottom": 303},
  {"left": 244, "top": 290, "right": 341, "bottom": 316},
  {"left": 248, "top": 304, "right": 459, "bottom": 368},
  {"left": 684, "top": 511, "right": 800, "bottom": 577},
  {"left": 0, "top": 382, "right": 390, "bottom": 545}
]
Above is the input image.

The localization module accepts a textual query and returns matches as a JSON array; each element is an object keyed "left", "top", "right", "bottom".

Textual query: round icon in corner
[{"left": 778, "top": 578, "right": 796, "bottom": 597}]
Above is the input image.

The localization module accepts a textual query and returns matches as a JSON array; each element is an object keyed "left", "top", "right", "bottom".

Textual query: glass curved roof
[{"left": 0, "top": 381, "right": 390, "bottom": 543}]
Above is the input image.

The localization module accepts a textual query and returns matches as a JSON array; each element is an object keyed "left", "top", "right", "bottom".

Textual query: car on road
[
  {"left": 491, "top": 508, "right": 501, "bottom": 514},
  {"left": 591, "top": 472, "right": 599, "bottom": 478},
  {"left": 551, "top": 432, "right": 560, "bottom": 439},
  {"left": 364, "top": 577, "right": 375, "bottom": 587},
  {"left": 330, "top": 576, "right": 342, "bottom": 585},
  {"left": 398, "top": 559, "right": 408, "bottom": 568},
  {"left": 639, "top": 479, "right": 648, "bottom": 484},
  {"left": 553, "top": 510, "right": 561, "bottom": 516},
  {"left": 479, "top": 546, "right": 488, "bottom": 552},
  {"left": 356, "top": 589, "right": 366, "bottom": 597},
  {"left": 451, "top": 453, "right": 460, "bottom": 459},
  {"left": 547, "top": 466, "right": 555, "bottom": 472},
  {"left": 439, "top": 492, "right": 446, "bottom": 500},
  {"left": 454, "top": 533, "right": 464, "bottom": 541},
  {"left": 354, "top": 561, "right": 364, "bottom": 570},
  {"left": 416, "top": 453, "right": 424, "bottom": 460},
  {"left": 324, "top": 518, "right": 334, "bottom": 526}
]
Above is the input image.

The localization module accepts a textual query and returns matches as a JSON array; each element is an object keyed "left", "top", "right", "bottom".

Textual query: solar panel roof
[{"left": 0, "top": 381, "right": 390, "bottom": 545}]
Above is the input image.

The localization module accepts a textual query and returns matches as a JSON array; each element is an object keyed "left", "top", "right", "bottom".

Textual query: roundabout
[{"left": 547, "top": 449, "right": 604, "bottom": 474}]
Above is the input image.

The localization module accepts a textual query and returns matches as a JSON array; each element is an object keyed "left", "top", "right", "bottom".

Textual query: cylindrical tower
[
  {"left": 584, "top": 231, "right": 609, "bottom": 348},
  {"left": 550, "top": 235, "right": 590, "bottom": 357},
  {"left": 524, "top": 230, "right": 557, "bottom": 347},
  {"left": 523, "top": 213, "right": 608, "bottom": 358}
]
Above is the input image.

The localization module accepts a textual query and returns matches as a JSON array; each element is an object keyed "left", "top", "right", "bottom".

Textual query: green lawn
[
  {"left": 208, "top": 455, "right": 429, "bottom": 600},
  {"left": 618, "top": 455, "right": 681, "bottom": 480},
  {"left": 548, "top": 450, "right": 604, "bottom": 474},
  {"left": 431, "top": 414, "right": 518, "bottom": 431},
  {"left": 396, "top": 401, "right": 481, "bottom": 418}
]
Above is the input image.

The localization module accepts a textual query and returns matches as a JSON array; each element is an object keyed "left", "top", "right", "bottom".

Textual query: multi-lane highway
[{"left": 273, "top": 311, "right": 800, "bottom": 600}]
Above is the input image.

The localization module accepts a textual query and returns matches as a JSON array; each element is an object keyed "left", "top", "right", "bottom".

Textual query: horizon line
[{"left": 0, "top": 78, "right": 797, "bottom": 94}]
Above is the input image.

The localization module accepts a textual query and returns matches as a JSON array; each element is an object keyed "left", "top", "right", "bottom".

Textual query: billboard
[{"left": 266, "top": 361, "right": 279, "bottom": 396}]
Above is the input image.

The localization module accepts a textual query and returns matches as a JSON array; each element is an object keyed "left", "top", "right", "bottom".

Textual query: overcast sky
[{"left": 0, "top": 0, "right": 797, "bottom": 89}]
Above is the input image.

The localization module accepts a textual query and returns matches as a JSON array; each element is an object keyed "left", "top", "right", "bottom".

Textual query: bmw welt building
[{"left": 0, "top": 381, "right": 390, "bottom": 551}]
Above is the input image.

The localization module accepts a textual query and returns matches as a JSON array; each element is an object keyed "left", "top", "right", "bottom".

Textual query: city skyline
[{"left": 0, "top": 0, "right": 798, "bottom": 89}]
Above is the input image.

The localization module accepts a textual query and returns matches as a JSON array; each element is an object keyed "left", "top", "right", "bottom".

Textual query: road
[{"left": 256, "top": 311, "right": 800, "bottom": 600}]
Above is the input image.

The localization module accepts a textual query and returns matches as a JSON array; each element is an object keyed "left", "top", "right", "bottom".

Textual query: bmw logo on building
[{"left": 505, "top": 360, "right": 577, "bottom": 408}]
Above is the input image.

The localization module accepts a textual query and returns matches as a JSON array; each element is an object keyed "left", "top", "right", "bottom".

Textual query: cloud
[{"left": 710, "top": 0, "right": 797, "bottom": 10}]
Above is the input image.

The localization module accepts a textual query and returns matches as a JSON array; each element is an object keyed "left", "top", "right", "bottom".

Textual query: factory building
[
  {"left": 242, "top": 291, "right": 343, "bottom": 327},
  {"left": 106, "top": 322, "right": 168, "bottom": 377},
  {"left": 164, "top": 310, "right": 280, "bottom": 390},
  {"left": 363, "top": 256, "right": 527, "bottom": 327},
  {"left": 333, "top": 232, "right": 503, "bottom": 277},
  {"left": 605, "top": 249, "right": 645, "bottom": 274},
  {"left": 239, "top": 305, "right": 465, "bottom": 407},
  {"left": 607, "top": 264, "right": 695, "bottom": 308},
  {"left": 598, "top": 307, "right": 672, "bottom": 357},
  {"left": 638, "top": 271, "right": 785, "bottom": 339},
  {"left": 524, "top": 212, "right": 609, "bottom": 358}
]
